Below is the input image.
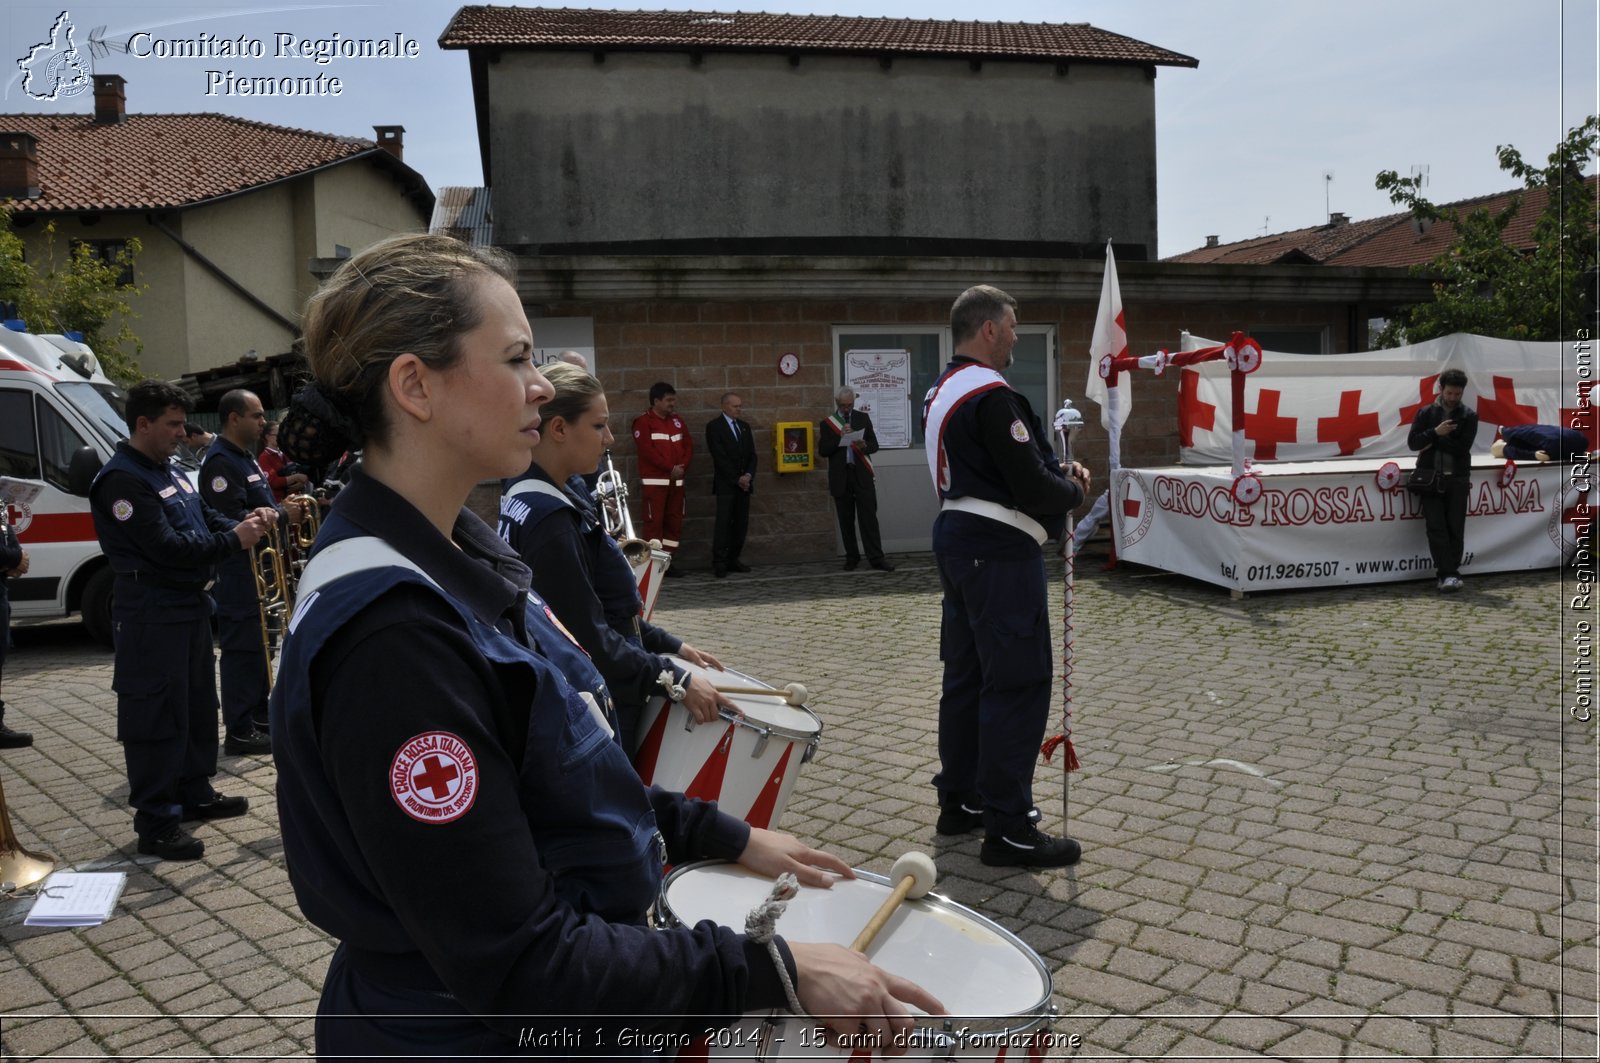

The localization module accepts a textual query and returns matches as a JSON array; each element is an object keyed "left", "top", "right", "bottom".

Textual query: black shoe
[
  {"left": 0, "top": 722, "right": 33, "bottom": 749},
  {"left": 713, "top": 566, "right": 728, "bottom": 579},
  {"left": 936, "top": 802, "right": 984, "bottom": 834},
  {"left": 870, "top": 559, "right": 896, "bottom": 572},
  {"left": 223, "top": 727, "right": 272, "bottom": 756},
  {"left": 137, "top": 826, "right": 205, "bottom": 861},
  {"left": 937, "top": 802, "right": 1042, "bottom": 834},
  {"left": 664, "top": 567, "right": 685, "bottom": 578},
  {"left": 729, "top": 561, "right": 752, "bottom": 573},
  {"left": 843, "top": 557, "right": 860, "bottom": 571},
  {"left": 980, "top": 825, "right": 1082, "bottom": 868},
  {"left": 250, "top": 715, "right": 270, "bottom": 735},
  {"left": 182, "top": 795, "right": 250, "bottom": 822}
]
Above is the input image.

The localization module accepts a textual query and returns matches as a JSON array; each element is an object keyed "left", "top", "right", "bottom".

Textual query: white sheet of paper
[
  {"left": 838, "top": 429, "right": 865, "bottom": 446},
  {"left": 24, "top": 872, "right": 127, "bottom": 927}
]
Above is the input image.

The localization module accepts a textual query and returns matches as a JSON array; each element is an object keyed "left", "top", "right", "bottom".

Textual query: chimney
[
  {"left": 373, "top": 125, "right": 404, "bottom": 161},
  {"left": 0, "top": 133, "right": 41, "bottom": 199},
  {"left": 93, "top": 74, "right": 126, "bottom": 124},
  {"left": 1204, "top": 235, "right": 1220, "bottom": 248},
  {"left": 1328, "top": 211, "right": 1349, "bottom": 226}
]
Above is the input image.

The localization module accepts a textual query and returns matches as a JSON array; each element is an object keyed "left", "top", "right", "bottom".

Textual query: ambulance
[{"left": 0, "top": 324, "right": 133, "bottom": 645}]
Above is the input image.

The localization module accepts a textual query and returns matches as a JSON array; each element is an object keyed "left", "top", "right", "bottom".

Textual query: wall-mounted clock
[{"left": 777, "top": 352, "right": 800, "bottom": 376}]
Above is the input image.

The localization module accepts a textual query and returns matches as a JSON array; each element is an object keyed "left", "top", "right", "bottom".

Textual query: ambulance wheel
[{"left": 81, "top": 567, "right": 115, "bottom": 648}]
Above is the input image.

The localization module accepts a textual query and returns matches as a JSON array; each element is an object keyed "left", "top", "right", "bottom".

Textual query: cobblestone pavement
[{"left": 0, "top": 551, "right": 1595, "bottom": 1061}]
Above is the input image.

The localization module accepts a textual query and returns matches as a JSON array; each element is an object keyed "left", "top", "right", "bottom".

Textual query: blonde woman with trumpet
[
  {"left": 499, "top": 362, "right": 734, "bottom": 751},
  {"left": 270, "top": 233, "right": 940, "bottom": 1057}
]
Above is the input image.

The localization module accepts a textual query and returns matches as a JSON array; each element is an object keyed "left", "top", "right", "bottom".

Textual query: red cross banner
[
  {"left": 1084, "top": 241, "right": 1129, "bottom": 469},
  {"left": 1177, "top": 333, "right": 1574, "bottom": 465}
]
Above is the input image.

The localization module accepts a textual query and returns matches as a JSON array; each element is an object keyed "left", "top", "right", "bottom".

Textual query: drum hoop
[
  {"left": 656, "top": 862, "right": 1053, "bottom": 1037},
  {"left": 713, "top": 703, "right": 824, "bottom": 744}
]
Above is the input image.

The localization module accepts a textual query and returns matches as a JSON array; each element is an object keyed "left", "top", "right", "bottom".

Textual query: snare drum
[
  {"left": 631, "top": 546, "right": 672, "bottom": 622},
  {"left": 657, "top": 862, "right": 1055, "bottom": 1061},
  {"left": 632, "top": 656, "right": 822, "bottom": 830}
]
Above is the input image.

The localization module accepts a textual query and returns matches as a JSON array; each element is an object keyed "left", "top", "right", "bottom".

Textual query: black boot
[{"left": 0, "top": 700, "right": 33, "bottom": 748}]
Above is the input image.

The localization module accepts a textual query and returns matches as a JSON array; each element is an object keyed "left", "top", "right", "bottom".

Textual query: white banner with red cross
[
  {"left": 1111, "top": 456, "right": 1591, "bottom": 592},
  {"left": 1175, "top": 333, "right": 1594, "bottom": 466}
]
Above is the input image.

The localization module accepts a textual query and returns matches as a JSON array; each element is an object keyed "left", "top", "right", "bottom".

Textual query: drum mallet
[
  {"left": 713, "top": 682, "right": 809, "bottom": 706},
  {"left": 849, "top": 851, "right": 937, "bottom": 953}
]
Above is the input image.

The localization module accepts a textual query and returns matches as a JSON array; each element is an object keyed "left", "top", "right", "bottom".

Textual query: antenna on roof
[
  {"left": 1323, "top": 170, "right": 1334, "bottom": 223},
  {"left": 1410, "top": 164, "right": 1430, "bottom": 189}
]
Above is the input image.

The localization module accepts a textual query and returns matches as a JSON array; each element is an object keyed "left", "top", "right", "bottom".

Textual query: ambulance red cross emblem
[{"left": 390, "top": 731, "right": 478, "bottom": 824}]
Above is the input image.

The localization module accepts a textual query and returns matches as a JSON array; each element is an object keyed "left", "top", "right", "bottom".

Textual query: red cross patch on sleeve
[{"left": 390, "top": 731, "right": 479, "bottom": 824}]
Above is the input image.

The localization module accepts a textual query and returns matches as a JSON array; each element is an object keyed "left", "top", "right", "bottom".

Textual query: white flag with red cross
[{"left": 1084, "top": 241, "right": 1129, "bottom": 470}]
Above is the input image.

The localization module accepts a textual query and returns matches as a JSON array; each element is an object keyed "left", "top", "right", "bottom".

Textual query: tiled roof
[
  {"left": 1168, "top": 175, "right": 1599, "bottom": 268},
  {"left": 439, "top": 6, "right": 1198, "bottom": 66},
  {"left": 1166, "top": 214, "right": 1400, "bottom": 265},
  {"left": 0, "top": 112, "right": 396, "bottom": 213},
  {"left": 1324, "top": 176, "right": 1596, "bottom": 267}
]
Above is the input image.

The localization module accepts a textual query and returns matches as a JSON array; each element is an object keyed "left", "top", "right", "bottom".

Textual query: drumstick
[
  {"left": 712, "top": 682, "right": 809, "bottom": 705},
  {"left": 849, "top": 851, "right": 937, "bottom": 953}
]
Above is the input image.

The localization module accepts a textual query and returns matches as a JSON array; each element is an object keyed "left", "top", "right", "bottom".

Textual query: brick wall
[{"left": 531, "top": 296, "right": 1354, "bottom": 565}]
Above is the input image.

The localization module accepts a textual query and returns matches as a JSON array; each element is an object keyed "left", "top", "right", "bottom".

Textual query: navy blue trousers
[
  {"left": 214, "top": 556, "right": 269, "bottom": 732},
  {"left": 112, "top": 613, "right": 220, "bottom": 839},
  {"left": 933, "top": 550, "right": 1053, "bottom": 837}
]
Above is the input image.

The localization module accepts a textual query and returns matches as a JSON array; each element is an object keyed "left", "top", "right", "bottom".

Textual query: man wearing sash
[
  {"left": 818, "top": 387, "right": 893, "bottom": 571},
  {"left": 922, "top": 285, "right": 1090, "bottom": 869}
]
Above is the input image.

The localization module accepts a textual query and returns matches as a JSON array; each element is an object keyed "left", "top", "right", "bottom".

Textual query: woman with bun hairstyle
[
  {"left": 499, "top": 361, "right": 733, "bottom": 751},
  {"left": 269, "top": 233, "right": 939, "bottom": 1057}
]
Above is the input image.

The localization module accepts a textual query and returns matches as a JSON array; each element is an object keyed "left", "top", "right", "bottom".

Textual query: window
[
  {"left": 0, "top": 389, "right": 41, "bottom": 479},
  {"left": 1251, "top": 326, "right": 1328, "bottom": 355},
  {"left": 75, "top": 239, "right": 135, "bottom": 286},
  {"left": 832, "top": 325, "right": 1057, "bottom": 447},
  {"left": 36, "top": 395, "right": 89, "bottom": 491},
  {"left": 834, "top": 328, "right": 946, "bottom": 447}
]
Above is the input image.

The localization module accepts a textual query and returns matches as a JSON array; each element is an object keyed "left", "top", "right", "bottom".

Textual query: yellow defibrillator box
[{"left": 773, "top": 421, "right": 814, "bottom": 473}]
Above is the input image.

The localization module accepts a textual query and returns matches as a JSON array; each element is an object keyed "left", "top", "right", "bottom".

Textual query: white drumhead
[
  {"left": 662, "top": 863, "right": 1050, "bottom": 1020},
  {"left": 668, "top": 655, "right": 820, "bottom": 736}
]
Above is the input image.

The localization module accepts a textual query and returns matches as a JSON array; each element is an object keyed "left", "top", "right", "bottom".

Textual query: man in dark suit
[
  {"left": 817, "top": 387, "right": 894, "bottom": 571},
  {"left": 705, "top": 392, "right": 756, "bottom": 577}
]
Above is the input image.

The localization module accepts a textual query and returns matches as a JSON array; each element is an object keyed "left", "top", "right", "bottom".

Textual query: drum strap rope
[{"left": 744, "top": 872, "right": 805, "bottom": 1015}]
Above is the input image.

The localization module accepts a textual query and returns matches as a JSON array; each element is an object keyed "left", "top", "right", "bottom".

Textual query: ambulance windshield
[{"left": 56, "top": 381, "right": 128, "bottom": 446}]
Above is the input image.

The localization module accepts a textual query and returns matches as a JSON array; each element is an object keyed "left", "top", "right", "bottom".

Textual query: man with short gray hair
[
  {"left": 924, "top": 284, "right": 1089, "bottom": 869},
  {"left": 818, "top": 386, "right": 892, "bottom": 571}
]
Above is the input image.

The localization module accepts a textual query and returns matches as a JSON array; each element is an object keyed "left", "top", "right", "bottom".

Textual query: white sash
[
  {"left": 922, "top": 363, "right": 1009, "bottom": 495},
  {"left": 503, "top": 477, "right": 574, "bottom": 509}
]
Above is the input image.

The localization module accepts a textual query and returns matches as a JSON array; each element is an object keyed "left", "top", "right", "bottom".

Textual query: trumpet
[
  {"left": 251, "top": 530, "right": 291, "bottom": 687},
  {"left": 595, "top": 450, "right": 653, "bottom": 566}
]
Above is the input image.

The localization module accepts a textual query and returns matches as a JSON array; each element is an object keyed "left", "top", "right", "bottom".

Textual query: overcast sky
[{"left": 3, "top": 0, "right": 1595, "bottom": 259}]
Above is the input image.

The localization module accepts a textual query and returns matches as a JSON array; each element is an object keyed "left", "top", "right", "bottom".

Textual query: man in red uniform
[{"left": 632, "top": 382, "right": 692, "bottom": 574}]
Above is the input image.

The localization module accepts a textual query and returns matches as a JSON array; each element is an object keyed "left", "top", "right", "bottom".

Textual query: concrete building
[
  {"left": 441, "top": 6, "right": 1428, "bottom": 563},
  {"left": 0, "top": 74, "right": 433, "bottom": 382}
]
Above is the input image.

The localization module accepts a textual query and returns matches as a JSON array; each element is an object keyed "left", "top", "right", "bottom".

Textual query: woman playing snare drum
[
  {"left": 269, "top": 233, "right": 940, "bottom": 1058},
  {"left": 499, "top": 362, "right": 735, "bottom": 750}
]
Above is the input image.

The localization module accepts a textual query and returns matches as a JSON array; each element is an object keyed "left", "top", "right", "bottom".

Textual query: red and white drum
[
  {"left": 631, "top": 656, "right": 822, "bottom": 831},
  {"left": 630, "top": 545, "right": 672, "bottom": 622},
  {"left": 656, "top": 862, "right": 1056, "bottom": 1061}
]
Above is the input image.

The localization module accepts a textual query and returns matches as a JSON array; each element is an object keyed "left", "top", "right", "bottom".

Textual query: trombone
[
  {"left": 595, "top": 450, "right": 654, "bottom": 566},
  {"left": 282, "top": 493, "right": 322, "bottom": 584},
  {"left": 251, "top": 529, "right": 291, "bottom": 687}
]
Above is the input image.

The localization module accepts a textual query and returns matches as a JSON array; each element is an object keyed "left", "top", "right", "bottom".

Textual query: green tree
[
  {"left": 0, "top": 211, "right": 147, "bottom": 385},
  {"left": 1374, "top": 116, "right": 1599, "bottom": 346}
]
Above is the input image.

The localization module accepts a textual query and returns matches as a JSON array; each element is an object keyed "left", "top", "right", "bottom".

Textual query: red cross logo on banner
[
  {"left": 1177, "top": 369, "right": 1217, "bottom": 447},
  {"left": 1561, "top": 381, "right": 1598, "bottom": 452},
  {"left": 390, "top": 731, "right": 478, "bottom": 824},
  {"left": 1317, "top": 390, "right": 1382, "bottom": 456},
  {"left": 1244, "top": 389, "right": 1298, "bottom": 460},
  {"left": 1398, "top": 375, "right": 1439, "bottom": 425},
  {"left": 1475, "top": 375, "right": 1538, "bottom": 427}
]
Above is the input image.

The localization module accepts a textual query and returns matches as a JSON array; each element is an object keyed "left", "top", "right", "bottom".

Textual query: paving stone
[{"left": 0, "top": 561, "right": 1577, "bottom": 1057}]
